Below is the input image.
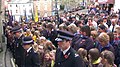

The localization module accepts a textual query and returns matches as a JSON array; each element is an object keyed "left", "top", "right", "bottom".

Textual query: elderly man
[{"left": 54, "top": 30, "right": 84, "bottom": 67}]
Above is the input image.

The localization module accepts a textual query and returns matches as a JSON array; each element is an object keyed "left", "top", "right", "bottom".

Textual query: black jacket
[
  {"left": 24, "top": 48, "right": 40, "bottom": 67},
  {"left": 54, "top": 47, "right": 85, "bottom": 67},
  {"left": 14, "top": 35, "right": 25, "bottom": 67}
]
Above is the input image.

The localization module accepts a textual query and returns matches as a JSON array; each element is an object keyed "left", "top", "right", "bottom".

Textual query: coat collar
[
  {"left": 27, "top": 47, "right": 32, "bottom": 53},
  {"left": 63, "top": 46, "right": 70, "bottom": 55}
]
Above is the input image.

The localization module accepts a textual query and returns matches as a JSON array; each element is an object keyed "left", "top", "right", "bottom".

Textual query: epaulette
[{"left": 75, "top": 53, "right": 79, "bottom": 57}]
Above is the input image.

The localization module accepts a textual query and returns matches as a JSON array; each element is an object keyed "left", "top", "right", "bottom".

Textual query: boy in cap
[
  {"left": 22, "top": 36, "right": 40, "bottom": 67},
  {"left": 54, "top": 30, "right": 84, "bottom": 67}
]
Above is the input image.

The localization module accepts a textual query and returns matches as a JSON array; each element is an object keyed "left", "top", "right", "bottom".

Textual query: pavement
[
  {"left": 59, "top": 9, "right": 88, "bottom": 14},
  {"left": 0, "top": 36, "right": 13, "bottom": 67}
]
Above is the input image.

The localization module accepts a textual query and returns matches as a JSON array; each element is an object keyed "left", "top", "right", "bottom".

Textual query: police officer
[
  {"left": 22, "top": 36, "right": 40, "bottom": 67},
  {"left": 12, "top": 26, "right": 25, "bottom": 67},
  {"left": 54, "top": 30, "right": 85, "bottom": 67}
]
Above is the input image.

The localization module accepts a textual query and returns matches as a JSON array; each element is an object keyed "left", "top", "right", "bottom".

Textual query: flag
[
  {"left": 31, "top": 13, "right": 34, "bottom": 21},
  {"left": 34, "top": 6, "right": 38, "bottom": 22},
  {"left": 24, "top": 9, "right": 28, "bottom": 22},
  {"left": 19, "top": 15, "right": 23, "bottom": 22},
  {"left": 8, "top": 10, "right": 13, "bottom": 26},
  {"left": 30, "top": 9, "right": 34, "bottom": 21}
]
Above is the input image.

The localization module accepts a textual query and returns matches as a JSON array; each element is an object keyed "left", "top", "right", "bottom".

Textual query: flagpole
[{"left": 55, "top": 0, "right": 59, "bottom": 26}]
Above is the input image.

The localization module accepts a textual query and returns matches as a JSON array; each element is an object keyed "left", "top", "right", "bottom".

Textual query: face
[
  {"left": 57, "top": 40, "right": 70, "bottom": 50},
  {"left": 98, "top": 27, "right": 103, "bottom": 33},
  {"left": 49, "top": 51, "right": 55, "bottom": 60},
  {"left": 44, "top": 53, "right": 50, "bottom": 61},
  {"left": 111, "top": 18, "right": 117, "bottom": 25},
  {"left": 98, "top": 39, "right": 106, "bottom": 47},
  {"left": 103, "top": 19, "right": 107, "bottom": 23},
  {"left": 113, "top": 29, "right": 119, "bottom": 38},
  {"left": 14, "top": 32, "right": 20, "bottom": 38},
  {"left": 23, "top": 45, "right": 30, "bottom": 50},
  {"left": 38, "top": 45, "right": 44, "bottom": 53}
]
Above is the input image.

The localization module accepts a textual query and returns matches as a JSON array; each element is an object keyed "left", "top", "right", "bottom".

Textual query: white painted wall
[{"left": 114, "top": 0, "right": 120, "bottom": 12}]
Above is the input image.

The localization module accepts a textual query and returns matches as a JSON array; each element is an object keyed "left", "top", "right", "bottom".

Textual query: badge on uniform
[
  {"left": 64, "top": 53, "right": 70, "bottom": 59},
  {"left": 75, "top": 53, "right": 79, "bottom": 57}
]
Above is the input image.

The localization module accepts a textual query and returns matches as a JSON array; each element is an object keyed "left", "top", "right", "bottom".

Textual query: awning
[{"left": 98, "top": 0, "right": 115, "bottom": 4}]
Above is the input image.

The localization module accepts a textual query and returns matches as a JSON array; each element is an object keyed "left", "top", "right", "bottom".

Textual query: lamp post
[{"left": 55, "top": 0, "right": 59, "bottom": 25}]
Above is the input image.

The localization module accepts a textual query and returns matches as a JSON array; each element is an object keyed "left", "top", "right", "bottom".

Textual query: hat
[
  {"left": 55, "top": 30, "right": 74, "bottom": 42},
  {"left": 23, "top": 36, "right": 34, "bottom": 45},
  {"left": 12, "top": 26, "right": 21, "bottom": 34}
]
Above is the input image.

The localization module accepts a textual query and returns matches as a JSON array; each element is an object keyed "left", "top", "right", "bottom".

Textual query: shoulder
[{"left": 69, "top": 48, "right": 79, "bottom": 58}]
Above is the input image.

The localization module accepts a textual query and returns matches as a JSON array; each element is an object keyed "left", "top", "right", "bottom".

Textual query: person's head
[
  {"left": 26, "top": 29, "right": 31, "bottom": 34},
  {"left": 88, "top": 17, "right": 93, "bottom": 23},
  {"left": 103, "top": 16, "right": 107, "bottom": 23},
  {"left": 91, "top": 30, "right": 98, "bottom": 40},
  {"left": 38, "top": 36, "right": 47, "bottom": 45},
  {"left": 88, "top": 48, "right": 100, "bottom": 63},
  {"left": 76, "top": 20, "right": 84, "bottom": 28},
  {"left": 77, "top": 48, "right": 87, "bottom": 59},
  {"left": 81, "top": 25, "right": 91, "bottom": 37},
  {"left": 55, "top": 30, "right": 74, "bottom": 50},
  {"left": 49, "top": 50, "right": 56, "bottom": 60},
  {"left": 44, "top": 51, "right": 50, "bottom": 61},
  {"left": 97, "top": 33, "right": 109, "bottom": 47},
  {"left": 59, "top": 23, "right": 68, "bottom": 31},
  {"left": 113, "top": 26, "right": 120, "bottom": 38},
  {"left": 111, "top": 14, "right": 118, "bottom": 25},
  {"left": 45, "top": 40, "right": 56, "bottom": 51},
  {"left": 107, "top": 32, "right": 114, "bottom": 43},
  {"left": 101, "top": 50, "right": 115, "bottom": 66},
  {"left": 46, "top": 23, "right": 54, "bottom": 31},
  {"left": 98, "top": 24, "right": 107, "bottom": 33},
  {"left": 12, "top": 26, "right": 22, "bottom": 38},
  {"left": 67, "top": 23, "right": 77, "bottom": 34},
  {"left": 22, "top": 36, "right": 34, "bottom": 50},
  {"left": 38, "top": 45, "right": 44, "bottom": 53}
]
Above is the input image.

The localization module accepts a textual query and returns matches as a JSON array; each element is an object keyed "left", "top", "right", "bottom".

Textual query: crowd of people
[{"left": 3, "top": 3, "right": 120, "bottom": 67}]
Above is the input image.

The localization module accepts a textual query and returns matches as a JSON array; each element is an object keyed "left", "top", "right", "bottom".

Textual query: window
[{"left": 16, "top": 4, "right": 18, "bottom": 7}]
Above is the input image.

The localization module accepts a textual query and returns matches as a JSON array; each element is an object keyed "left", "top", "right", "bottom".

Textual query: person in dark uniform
[
  {"left": 54, "top": 30, "right": 85, "bottom": 67},
  {"left": 12, "top": 26, "right": 25, "bottom": 67},
  {"left": 22, "top": 36, "right": 40, "bottom": 67}
]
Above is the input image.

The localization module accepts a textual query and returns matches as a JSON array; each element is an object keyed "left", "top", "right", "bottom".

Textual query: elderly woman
[{"left": 97, "top": 32, "right": 114, "bottom": 53}]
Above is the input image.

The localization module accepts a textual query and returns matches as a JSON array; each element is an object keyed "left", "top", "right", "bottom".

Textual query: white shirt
[
  {"left": 62, "top": 46, "right": 71, "bottom": 55},
  {"left": 108, "top": 24, "right": 119, "bottom": 32}
]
